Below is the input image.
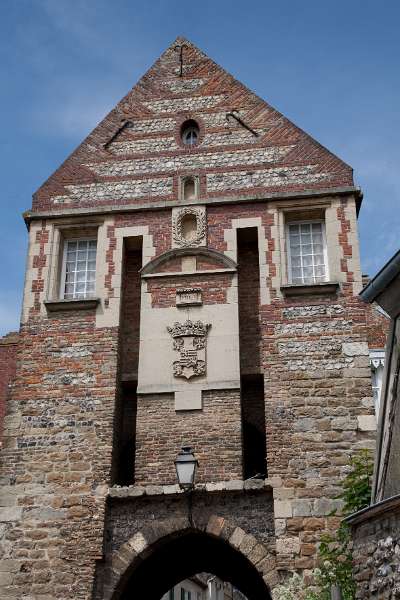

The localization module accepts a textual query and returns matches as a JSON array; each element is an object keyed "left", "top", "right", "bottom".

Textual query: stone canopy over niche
[
  {"left": 140, "top": 246, "right": 237, "bottom": 277},
  {"left": 172, "top": 206, "right": 206, "bottom": 248}
]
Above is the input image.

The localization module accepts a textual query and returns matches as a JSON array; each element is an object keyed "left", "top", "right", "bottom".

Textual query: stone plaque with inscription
[{"left": 176, "top": 288, "right": 202, "bottom": 307}]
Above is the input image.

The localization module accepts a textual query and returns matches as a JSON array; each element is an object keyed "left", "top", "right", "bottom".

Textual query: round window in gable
[{"left": 181, "top": 120, "right": 200, "bottom": 146}]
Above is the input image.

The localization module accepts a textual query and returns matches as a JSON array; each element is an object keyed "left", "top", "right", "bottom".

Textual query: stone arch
[
  {"left": 140, "top": 247, "right": 237, "bottom": 276},
  {"left": 104, "top": 515, "right": 276, "bottom": 600}
]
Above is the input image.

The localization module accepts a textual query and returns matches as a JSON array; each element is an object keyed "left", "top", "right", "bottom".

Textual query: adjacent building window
[
  {"left": 370, "top": 349, "right": 386, "bottom": 416},
  {"left": 60, "top": 239, "right": 97, "bottom": 299},
  {"left": 286, "top": 221, "right": 328, "bottom": 285}
]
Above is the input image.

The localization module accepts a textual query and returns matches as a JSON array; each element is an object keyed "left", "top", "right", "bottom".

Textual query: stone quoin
[{"left": 0, "top": 37, "right": 389, "bottom": 599}]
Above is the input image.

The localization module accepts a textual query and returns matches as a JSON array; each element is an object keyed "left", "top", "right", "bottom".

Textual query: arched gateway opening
[{"left": 111, "top": 529, "right": 272, "bottom": 600}]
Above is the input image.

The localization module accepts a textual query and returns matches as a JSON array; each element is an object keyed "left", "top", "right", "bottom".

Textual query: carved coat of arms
[{"left": 167, "top": 319, "right": 211, "bottom": 380}]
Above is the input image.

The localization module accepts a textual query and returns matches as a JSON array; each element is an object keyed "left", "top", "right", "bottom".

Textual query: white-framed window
[
  {"left": 60, "top": 238, "right": 97, "bottom": 300},
  {"left": 286, "top": 221, "right": 328, "bottom": 285},
  {"left": 370, "top": 349, "right": 386, "bottom": 416}
]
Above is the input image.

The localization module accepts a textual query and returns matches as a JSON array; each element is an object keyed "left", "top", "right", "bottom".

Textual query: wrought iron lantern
[{"left": 174, "top": 446, "right": 198, "bottom": 491}]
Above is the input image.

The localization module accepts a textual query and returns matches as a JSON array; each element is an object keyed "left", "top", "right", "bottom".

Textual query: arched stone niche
[{"left": 180, "top": 175, "right": 199, "bottom": 202}]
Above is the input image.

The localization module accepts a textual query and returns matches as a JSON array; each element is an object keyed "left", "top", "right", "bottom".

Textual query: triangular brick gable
[{"left": 32, "top": 37, "right": 354, "bottom": 212}]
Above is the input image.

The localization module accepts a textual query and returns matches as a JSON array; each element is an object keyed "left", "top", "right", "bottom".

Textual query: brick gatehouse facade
[{"left": 0, "top": 38, "right": 388, "bottom": 598}]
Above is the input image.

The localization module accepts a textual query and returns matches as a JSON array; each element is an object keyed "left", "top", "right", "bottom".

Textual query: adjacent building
[
  {"left": 0, "top": 38, "right": 388, "bottom": 599},
  {"left": 348, "top": 249, "right": 400, "bottom": 598}
]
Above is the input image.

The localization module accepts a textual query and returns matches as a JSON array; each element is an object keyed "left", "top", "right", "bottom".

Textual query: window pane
[
  {"left": 63, "top": 239, "right": 97, "bottom": 299},
  {"left": 303, "top": 255, "right": 313, "bottom": 267},
  {"left": 291, "top": 256, "right": 301, "bottom": 267},
  {"left": 288, "top": 222, "right": 327, "bottom": 284}
]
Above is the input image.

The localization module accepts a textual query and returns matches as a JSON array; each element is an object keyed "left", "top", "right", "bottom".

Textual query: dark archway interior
[{"left": 117, "top": 530, "right": 272, "bottom": 600}]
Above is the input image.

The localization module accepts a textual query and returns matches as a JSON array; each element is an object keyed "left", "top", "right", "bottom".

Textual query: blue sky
[{"left": 1, "top": 0, "right": 399, "bottom": 335}]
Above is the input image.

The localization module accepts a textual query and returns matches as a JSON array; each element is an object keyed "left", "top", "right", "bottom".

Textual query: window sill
[
  {"left": 44, "top": 298, "right": 100, "bottom": 312},
  {"left": 280, "top": 281, "right": 340, "bottom": 297}
]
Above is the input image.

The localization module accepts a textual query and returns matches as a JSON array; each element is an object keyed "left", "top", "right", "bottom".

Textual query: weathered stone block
[
  {"left": 0, "top": 507, "right": 22, "bottom": 522},
  {"left": 342, "top": 342, "right": 369, "bottom": 357},
  {"left": 292, "top": 500, "right": 312, "bottom": 517},
  {"left": 274, "top": 501, "right": 293, "bottom": 518},
  {"left": 276, "top": 537, "right": 300, "bottom": 555},
  {"left": 357, "top": 415, "right": 376, "bottom": 431}
]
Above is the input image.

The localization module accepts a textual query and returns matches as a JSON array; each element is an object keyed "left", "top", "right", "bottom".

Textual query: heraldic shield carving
[{"left": 167, "top": 319, "right": 211, "bottom": 380}]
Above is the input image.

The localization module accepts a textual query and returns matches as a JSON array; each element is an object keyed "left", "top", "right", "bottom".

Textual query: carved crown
[{"left": 167, "top": 319, "right": 211, "bottom": 338}]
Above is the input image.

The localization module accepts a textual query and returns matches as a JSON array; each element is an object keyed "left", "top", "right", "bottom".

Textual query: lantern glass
[{"left": 175, "top": 446, "right": 198, "bottom": 490}]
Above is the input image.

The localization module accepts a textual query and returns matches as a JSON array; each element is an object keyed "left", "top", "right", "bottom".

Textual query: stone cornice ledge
[
  {"left": 108, "top": 478, "right": 279, "bottom": 499},
  {"left": 280, "top": 281, "right": 340, "bottom": 297},
  {"left": 44, "top": 298, "right": 100, "bottom": 312},
  {"left": 345, "top": 493, "right": 400, "bottom": 526}
]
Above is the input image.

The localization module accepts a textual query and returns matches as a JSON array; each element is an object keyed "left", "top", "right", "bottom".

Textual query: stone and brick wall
[
  {"left": 0, "top": 316, "right": 118, "bottom": 598},
  {"left": 135, "top": 389, "right": 242, "bottom": 485},
  {"left": 0, "top": 332, "right": 18, "bottom": 445},
  {"left": 366, "top": 304, "right": 390, "bottom": 350},
  {"left": 261, "top": 296, "right": 376, "bottom": 569},
  {"left": 349, "top": 499, "right": 400, "bottom": 599}
]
